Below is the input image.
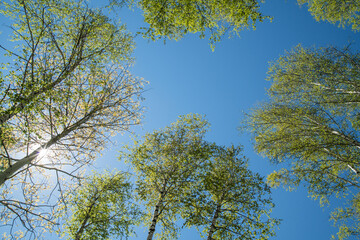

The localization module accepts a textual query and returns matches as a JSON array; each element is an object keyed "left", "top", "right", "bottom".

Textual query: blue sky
[
  {"left": 1, "top": 0, "right": 359, "bottom": 239},
  {"left": 94, "top": 1, "right": 360, "bottom": 239}
]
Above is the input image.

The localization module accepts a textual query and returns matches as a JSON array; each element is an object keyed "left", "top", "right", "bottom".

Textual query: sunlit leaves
[
  {"left": 138, "top": 0, "right": 270, "bottom": 50},
  {"left": 331, "top": 193, "right": 360, "bottom": 240},
  {"left": 121, "top": 115, "right": 279, "bottom": 239},
  {"left": 120, "top": 113, "right": 211, "bottom": 239},
  {"left": 247, "top": 45, "right": 360, "bottom": 239},
  {"left": 298, "top": 0, "right": 360, "bottom": 30},
  {"left": 0, "top": 0, "right": 144, "bottom": 237},
  {"left": 182, "top": 145, "right": 279, "bottom": 240},
  {"left": 63, "top": 171, "right": 141, "bottom": 240},
  {"left": 0, "top": 0, "right": 134, "bottom": 127}
]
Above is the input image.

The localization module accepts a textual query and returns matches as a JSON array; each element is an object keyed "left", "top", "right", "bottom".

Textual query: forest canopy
[{"left": 0, "top": 0, "right": 359, "bottom": 239}]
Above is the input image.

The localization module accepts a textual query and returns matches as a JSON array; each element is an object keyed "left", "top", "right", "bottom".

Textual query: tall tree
[
  {"left": 0, "top": 0, "right": 144, "bottom": 238},
  {"left": 182, "top": 145, "right": 279, "bottom": 240},
  {"left": 298, "top": 0, "right": 360, "bottom": 30},
  {"left": 120, "top": 113, "right": 211, "bottom": 240},
  {"left": 247, "top": 45, "right": 360, "bottom": 239},
  {"left": 62, "top": 171, "right": 140, "bottom": 240}
]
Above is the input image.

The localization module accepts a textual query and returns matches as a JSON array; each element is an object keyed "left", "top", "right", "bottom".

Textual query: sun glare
[
  {"left": 39, "top": 149, "right": 48, "bottom": 158},
  {"left": 37, "top": 149, "right": 49, "bottom": 163}
]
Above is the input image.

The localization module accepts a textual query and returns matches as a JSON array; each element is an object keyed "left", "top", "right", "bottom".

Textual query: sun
[{"left": 37, "top": 148, "right": 50, "bottom": 163}]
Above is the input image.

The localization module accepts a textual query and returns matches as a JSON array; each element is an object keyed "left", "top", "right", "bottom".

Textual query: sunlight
[
  {"left": 38, "top": 149, "right": 49, "bottom": 158},
  {"left": 37, "top": 148, "right": 50, "bottom": 164}
]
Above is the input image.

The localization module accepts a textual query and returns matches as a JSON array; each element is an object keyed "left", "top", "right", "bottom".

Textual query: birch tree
[
  {"left": 62, "top": 171, "right": 140, "bottom": 240},
  {"left": 0, "top": 0, "right": 144, "bottom": 238},
  {"left": 182, "top": 145, "right": 279, "bottom": 240},
  {"left": 120, "top": 114, "right": 211, "bottom": 240},
  {"left": 247, "top": 45, "right": 360, "bottom": 239}
]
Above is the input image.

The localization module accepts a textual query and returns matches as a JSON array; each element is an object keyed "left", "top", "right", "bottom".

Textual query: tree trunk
[
  {"left": 74, "top": 193, "right": 100, "bottom": 240},
  {"left": 147, "top": 186, "right": 166, "bottom": 240},
  {"left": 207, "top": 202, "right": 222, "bottom": 240}
]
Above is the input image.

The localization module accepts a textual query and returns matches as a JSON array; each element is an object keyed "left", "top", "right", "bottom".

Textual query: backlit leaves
[
  {"left": 0, "top": 0, "right": 144, "bottom": 237},
  {"left": 247, "top": 45, "right": 360, "bottom": 239},
  {"left": 63, "top": 171, "right": 140, "bottom": 240},
  {"left": 138, "top": 0, "right": 270, "bottom": 50},
  {"left": 298, "top": 0, "right": 360, "bottom": 30},
  {"left": 182, "top": 145, "right": 279, "bottom": 240},
  {"left": 120, "top": 113, "right": 211, "bottom": 239}
]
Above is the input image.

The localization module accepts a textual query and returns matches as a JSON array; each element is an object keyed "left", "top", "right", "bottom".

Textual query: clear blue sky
[
  {"left": 94, "top": 1, "right": 360, "bottom": 239},
  {"left": 1, "top": 0, "right": 359, "bottom": 239}
]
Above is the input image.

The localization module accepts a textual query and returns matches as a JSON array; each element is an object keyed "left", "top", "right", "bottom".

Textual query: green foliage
[
  {"left": 247, "top": 45, "right": 360, "bottom": 239},
  {"left": 182, "top": 145, "right": 280, "bottom": 240},
  {"left": 0, "top": 0, "right": 134, "bottom": 123},
  {"left": 120, "top": 113, "right": 212, "bottom": 239},
  {"left": 121, "top": 115, "right": 279, "bottom": 239},
  {"left": 0, "top": 0, "right": 144, "bottom": 237},
  {"left": 138, "top": 0, "right": 270, "bottom": 50},
  {"left": 298, "top": 0, "right": 360, "bottom": 30},
  {"left": 63, "top": 171, "right": 141, "bottom": 240},
  {"left": 331, "top": 193, "right": 360, "bottom": 240}
]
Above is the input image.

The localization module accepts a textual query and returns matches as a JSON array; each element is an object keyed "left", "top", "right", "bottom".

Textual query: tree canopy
[
  {"left": 2, "top": 0, "right": 359, "bottom": 239},
  {"left": 247, "top": 45, "right": 360, "bottom": 239},
  {"left": 62, "top": 171, "right": 140, "bottom": 240},
  {"left": 182, "top": 145, "right": 280, "bottom": 240},
  {"left": 0, "top": 0, "right": 144, "bottom": 237},
  {"left": 120, "top": 114, "right": 279, "bottom": 240},
  {"left": 110, "top": 0, "right": 269, "bottom": 49},
  {"left": 0, "top": 0, "right": 272, "bottom": 237},
  {"left": 138, "top": 0, "right": 269, "bottom": 49},
  {"left": 120, "top": 113, "right": 212, "bottom": 240},
  {"left": 298, "top": 0, "right": 360, "bottom": 30}
]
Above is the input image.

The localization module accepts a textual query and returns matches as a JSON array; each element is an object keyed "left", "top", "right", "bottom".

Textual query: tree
[
  {"left": 120, "top": 113, "right": 212, "bottom": 240},
  {"left": 247, "top": 45, "right": 360, "bottom": 239},
  {"left": 112, "top": 0, "right": 269, "bottom": 50},
  {"left": 62, "top": 171, "right": 141, "bottom": 240},
  {"left": 0, "top": 0, "right": 133, "bottom": 128},
  {"left": 0, "top": 0, "right": 144, "bottom": 238},
  {"left": 298, "top": 0, "right": 360, "bottom": 30},
  {"left": 182, "top": 145, "right": 279, "bottom": 240},
  {"left": 331, "top": 193, "right": 360, "bottom": 240}
]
